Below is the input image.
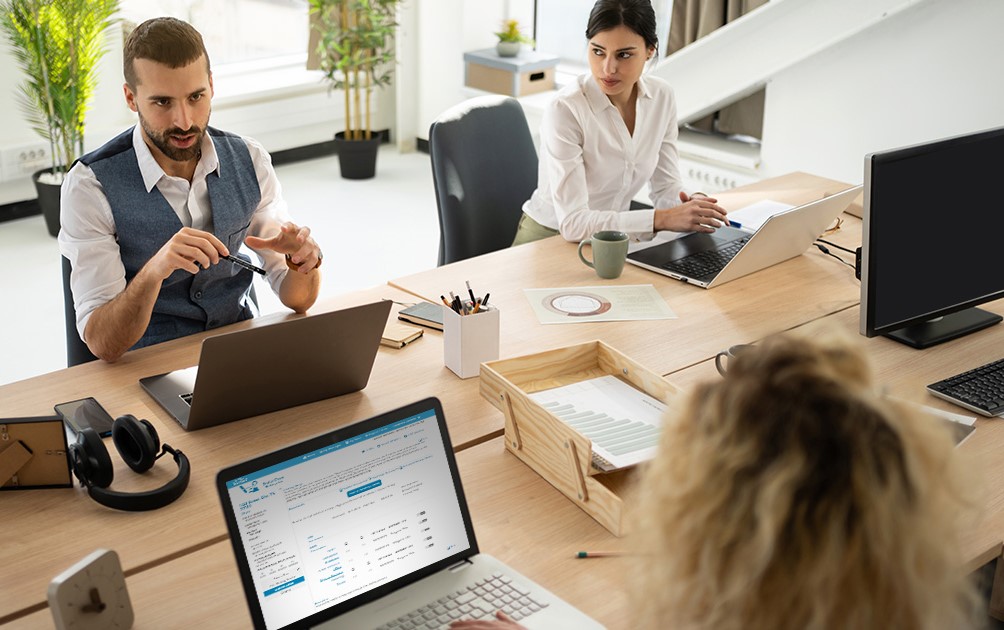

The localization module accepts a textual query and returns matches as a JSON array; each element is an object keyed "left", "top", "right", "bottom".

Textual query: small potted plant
[
  {"left": 1, "top": 0, "right": 120, "bottom": 237},
  {"left": 495, "top": 19, "right": 533, "bottom": 58},
  {"left": 309, "top": 0, "right": 398, "bottom": 180}
]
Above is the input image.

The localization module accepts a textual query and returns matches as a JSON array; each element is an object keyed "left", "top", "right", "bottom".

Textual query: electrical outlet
[{"left": 0, "top": 142, "right": 52, "bottom": 181}]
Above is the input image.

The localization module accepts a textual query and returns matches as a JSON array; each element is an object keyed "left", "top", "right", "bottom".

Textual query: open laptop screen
[{"left": 217, "top": 398, "right": 477, "bottom": 630}]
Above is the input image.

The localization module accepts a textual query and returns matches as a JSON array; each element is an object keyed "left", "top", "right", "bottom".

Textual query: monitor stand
[{"left": 885, "top": 307, "right": 1003, "bottom": 349}]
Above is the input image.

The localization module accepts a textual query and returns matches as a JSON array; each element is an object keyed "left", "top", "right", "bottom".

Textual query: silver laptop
[
  {"left": 627, "top": 185, "right": 862, "bottom": 288},
  {"left": 140, "top": 301, "right": 391, "bottom": 431},
  {"left": 216, "top": 398, "right": 604, "bottom": 630}
]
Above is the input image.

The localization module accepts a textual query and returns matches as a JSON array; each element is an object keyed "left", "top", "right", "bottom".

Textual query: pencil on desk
[{"left": 575, "top": 551, "right": 628, "bottom": 558}]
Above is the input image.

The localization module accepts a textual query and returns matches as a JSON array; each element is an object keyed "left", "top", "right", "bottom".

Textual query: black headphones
[{"left": 69, "top": 414, "right": 191, "bottom": 511}]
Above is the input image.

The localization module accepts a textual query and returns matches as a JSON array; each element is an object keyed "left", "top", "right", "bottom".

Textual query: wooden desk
[
  {"left": 390, "top": 172, "right": 864, "bottom": 377},
  {"left": 13, "top": 171, "right": 1001, "bottom": 629},
  {"left": 0, "top": 285, "right": 504, "bottom": 623},
  {"left": 664, "top": 298, "right": 1004, "bottom": 574},
  {"left": 9, "top": 438, "right": 630, "bottom": 629}
]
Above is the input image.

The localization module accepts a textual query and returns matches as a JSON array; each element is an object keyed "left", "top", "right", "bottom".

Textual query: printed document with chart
[{"left": 529, "top": 375, "right": 667, "bottom": 471}]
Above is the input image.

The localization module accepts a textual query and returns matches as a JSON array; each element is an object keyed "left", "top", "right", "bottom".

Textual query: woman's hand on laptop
[
  {"left": 654, "top": 192, "right": 728, "bottom": 234},
  {"left": 450, "top": 610, "right": 527, "bottom": 629}
]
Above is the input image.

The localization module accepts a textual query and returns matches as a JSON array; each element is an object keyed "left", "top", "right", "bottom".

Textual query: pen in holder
[{"left": 443, "top": 303, "right": 500, "bottom": 379}]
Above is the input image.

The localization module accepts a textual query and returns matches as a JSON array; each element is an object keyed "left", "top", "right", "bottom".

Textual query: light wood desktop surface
[
  {"left": 390, "top": 172, "right": 863, "bottom": 377},
  {"left": 0, "top": 285, "right": 506, "bottom": 623},
  {"left": 9, "top": 437, "right": 631, "bottom": 630},
  {"left": 13, "top": 171, "right": 996, "bottom": 629}
]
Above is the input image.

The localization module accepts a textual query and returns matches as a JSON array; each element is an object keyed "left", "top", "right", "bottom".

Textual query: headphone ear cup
[
  {"left": 70, "top": 428, "right": 113, "bottom": 488},
  {"left": 113, "top": 415, "right": 159, "bottom": 473}
]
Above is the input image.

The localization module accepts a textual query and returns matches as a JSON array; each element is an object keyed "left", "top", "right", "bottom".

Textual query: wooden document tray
[{"left": 480, "top": 341, "right": 678, "bottom": 536}]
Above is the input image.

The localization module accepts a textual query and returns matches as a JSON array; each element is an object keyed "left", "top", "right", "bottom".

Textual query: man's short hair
[{"left": 124, "top": 17, "right": 210, "bottom": 88}]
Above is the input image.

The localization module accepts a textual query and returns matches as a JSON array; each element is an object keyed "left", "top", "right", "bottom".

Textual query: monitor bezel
[{"left": 215, "top": 397, "right": 479, "bottom": 630}]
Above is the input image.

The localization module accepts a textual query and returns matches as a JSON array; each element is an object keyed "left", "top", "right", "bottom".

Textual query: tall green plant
[
  {"left": 1, "top": 0, "right": 119, "bottom": 179},
  {"left": 309, "top": 0, "right": 398, "bottom": 141}
]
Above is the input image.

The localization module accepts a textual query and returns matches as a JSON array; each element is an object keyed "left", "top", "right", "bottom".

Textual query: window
[{"left": 119, "top": 0, "right": 309, "bottom": 69}]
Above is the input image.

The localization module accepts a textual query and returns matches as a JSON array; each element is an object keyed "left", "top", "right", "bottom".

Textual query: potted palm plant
[
  {"left": 1, "top": 0, "right": 119, "bottom": 237},
  {"left": 308, "top": 0, "right": 398, "bottom": 180}
]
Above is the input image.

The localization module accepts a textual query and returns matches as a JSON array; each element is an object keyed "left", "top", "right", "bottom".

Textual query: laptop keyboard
[
  {"left": 662, "top": 236, "right": 749, "bottom": 279},
  {"left": 928, "top": 357, "right": 1004, "bottom": 416},
  {"left": 180, "top": 392, "right": 194, "bottom": 406},
  {"left": 377, "top": 571, "right": 549, "bottom": 630}
]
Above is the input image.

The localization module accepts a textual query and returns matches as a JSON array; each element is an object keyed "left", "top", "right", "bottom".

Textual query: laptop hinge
[{"left": 447, "top": 559, "right": 474, "bottom": 573}]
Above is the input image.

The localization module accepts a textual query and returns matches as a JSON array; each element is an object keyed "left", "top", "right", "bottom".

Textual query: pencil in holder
[{"left": 443, "top": 305, "right": 500, "bottom": 379}]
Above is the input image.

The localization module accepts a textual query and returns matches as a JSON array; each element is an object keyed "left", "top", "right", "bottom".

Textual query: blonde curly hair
[{"left": 632, "top": 330, "right": 982, "bottom": 629}]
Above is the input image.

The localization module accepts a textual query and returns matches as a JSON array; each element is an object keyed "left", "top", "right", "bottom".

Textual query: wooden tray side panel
[
  {"left": 501, "top": 387, "right": 626, "bottom": 535},
  {"left": 596, "top": 343, "right": 680, "bottom": 403},
  {"left": 484, "top": 341, "right": 601, "bottom": 391}
]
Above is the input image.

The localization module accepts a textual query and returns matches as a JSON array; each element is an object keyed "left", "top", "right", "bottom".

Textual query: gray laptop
[
  {"left": 216, "top": 397, "right": 604, "bottom": 630},
  {"left": 627, "top": 185, "right": 862, "bottom": 288},
  {"left": 140, "top": 301, "right": 391, "bottom": 431}
]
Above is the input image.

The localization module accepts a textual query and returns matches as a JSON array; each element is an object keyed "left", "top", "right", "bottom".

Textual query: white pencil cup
[{"left": 443, "top": 305, "right": 500, "bottom": 379}]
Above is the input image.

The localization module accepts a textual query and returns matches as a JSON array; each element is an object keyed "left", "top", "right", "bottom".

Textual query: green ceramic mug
[{"left": 577, "top": 230, "right": 629, "bottom": 279}]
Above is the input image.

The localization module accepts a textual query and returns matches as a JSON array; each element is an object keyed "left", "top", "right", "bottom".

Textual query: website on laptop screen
[{"left": 223, "top": 408, "right": 472, "bottom": 630}]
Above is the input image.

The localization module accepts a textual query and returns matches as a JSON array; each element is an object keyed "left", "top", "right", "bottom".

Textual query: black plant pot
[
  {"left": 32, "top": 168, "right": 62, "bottom": 237},
  {"left": 334, "top": 132, "right": 381, "bottom": 180}
]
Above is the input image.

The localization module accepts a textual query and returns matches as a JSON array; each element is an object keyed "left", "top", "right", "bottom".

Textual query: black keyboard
[
  {"left": 927, "top": 357, "right": 1004, "bottom": 416},
  {"left": 662, "top": 237, "right": 749, "bottom": 279}
]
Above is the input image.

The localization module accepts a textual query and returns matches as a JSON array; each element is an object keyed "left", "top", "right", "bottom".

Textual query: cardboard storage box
[
  {"left": 479, "top": 341, "right": 679, "bottom": 536},
  {"left": 464, "top": 48, "right": 559, "bottom": 97}
]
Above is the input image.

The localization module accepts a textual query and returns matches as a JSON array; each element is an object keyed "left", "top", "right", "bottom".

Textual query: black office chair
[
  {"left": 429, "top": 95, "right": 539, "bottom": 266},
  {"left": 61, "top": 256, "right": 98, "bottom": 367}
]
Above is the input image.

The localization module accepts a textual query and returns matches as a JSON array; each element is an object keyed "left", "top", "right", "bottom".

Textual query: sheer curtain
[{"left": 667, "top": 0, "right": 768, "bottom": 139}]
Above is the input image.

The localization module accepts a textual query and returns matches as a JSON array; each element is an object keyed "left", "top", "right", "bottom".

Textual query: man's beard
[{"left": 139, "top": 111, "right": 206, "bottom": 162}]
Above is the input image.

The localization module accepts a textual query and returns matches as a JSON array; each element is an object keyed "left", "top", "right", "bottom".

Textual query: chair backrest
[
  {"left": 429, "top": 95, "right": 538, "bottom": 266},
  {"left": 61, "top": 256, "right": 98, "bottom": 367}
]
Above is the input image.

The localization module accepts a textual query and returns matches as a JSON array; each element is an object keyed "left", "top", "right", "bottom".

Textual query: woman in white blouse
[{"left": 513, "top": 0, "right": 729, "bottom": 245}]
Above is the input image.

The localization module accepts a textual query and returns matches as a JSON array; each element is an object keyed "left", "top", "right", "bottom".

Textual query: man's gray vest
[{"left": 79, "top": 127, "right": 260, "bottom": 349}]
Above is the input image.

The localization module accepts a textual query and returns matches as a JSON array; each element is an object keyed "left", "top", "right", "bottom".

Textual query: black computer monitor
[{"left": 860, "top": 126, "right": 1004, "bottom": 349}]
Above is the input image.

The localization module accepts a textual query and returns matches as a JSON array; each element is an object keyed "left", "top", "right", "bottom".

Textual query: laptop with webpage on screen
[
  {"left": 216, "top": 397, "right": 604, "bottom": 630},
  {"left": 140, "top": 301, "right": 390, "bottom": 431},
  {"left": 626, "top": 185, "right": 862, "bottom": 288}
]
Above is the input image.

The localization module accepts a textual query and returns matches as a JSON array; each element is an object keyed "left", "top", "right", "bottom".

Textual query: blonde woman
[{"left": 633, "top": 331, "right": 982, "bottom": 629}]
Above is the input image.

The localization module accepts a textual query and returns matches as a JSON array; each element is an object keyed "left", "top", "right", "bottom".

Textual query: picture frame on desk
[{"left": 0, "top": 415, "right": 73, "bottom": 490}]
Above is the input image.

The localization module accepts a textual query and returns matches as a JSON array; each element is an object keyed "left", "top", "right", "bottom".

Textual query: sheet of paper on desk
[
  {"left": 529, "top": 374, "right": 667, "bottom": 471},
  {"left": 728, "top": 199, "right": 795, "bottom": 231},
  {"left": 524, "top": 285, "right": 676, "bottom": 324}
]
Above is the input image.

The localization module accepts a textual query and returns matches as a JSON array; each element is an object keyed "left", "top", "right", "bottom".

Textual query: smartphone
[{"left": 55, "top": 397, "right": 115, "bottom": 438}]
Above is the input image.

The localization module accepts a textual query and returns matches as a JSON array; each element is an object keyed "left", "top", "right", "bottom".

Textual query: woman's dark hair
[{"left": 585, "top": 0, "right": 659, "bottom": 51}]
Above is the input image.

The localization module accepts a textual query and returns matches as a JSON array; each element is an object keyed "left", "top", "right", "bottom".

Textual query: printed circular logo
[{"left": 543, "top": 292, "right": 613, "bottom": 317}]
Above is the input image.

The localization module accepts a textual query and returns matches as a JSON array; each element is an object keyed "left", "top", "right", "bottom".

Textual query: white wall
[
  {"left": 760, "top": 0, "right": 1004, "bottom": 184},
  {"left": 397, "top": 0, "right": 534, "bottom": 146},
  {"left": 6, "top": 0, "right": 996, "bottom": 207}
]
